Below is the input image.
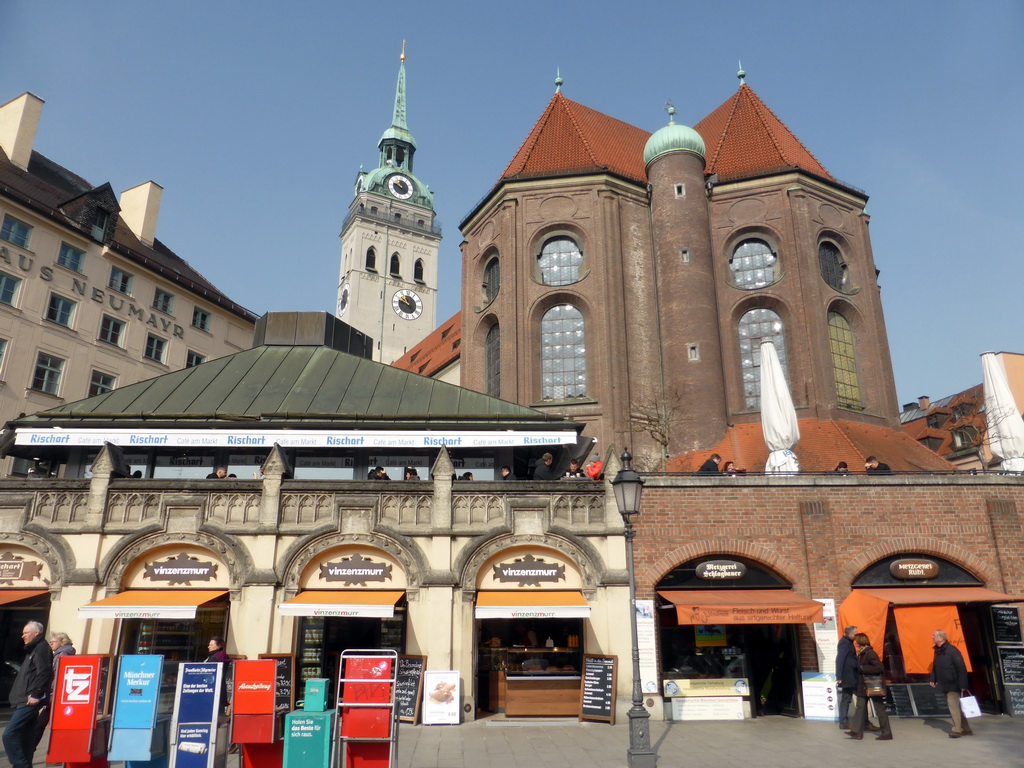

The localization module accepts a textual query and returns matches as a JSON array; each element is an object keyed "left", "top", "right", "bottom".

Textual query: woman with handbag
[{"left": 848, "top": 633, "right": 893, "bottom": 740}]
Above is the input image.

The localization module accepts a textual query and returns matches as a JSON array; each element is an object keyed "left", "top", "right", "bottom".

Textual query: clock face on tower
[
  {"left": 337, "top": 284, "right": 350, "bottom": 315},
  {"left": 387, "top": 174, "right": 414, "bottom": 200},
  {"left": 392, "top": 289, "right": 423, "bottom": 320}
]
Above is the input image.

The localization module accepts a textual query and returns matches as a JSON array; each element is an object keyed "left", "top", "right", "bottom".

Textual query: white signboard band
[{"left": 16, "top": 428, "right": 578, "bottom": 450}]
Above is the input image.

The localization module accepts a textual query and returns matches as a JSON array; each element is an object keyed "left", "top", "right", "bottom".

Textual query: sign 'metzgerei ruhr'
[
  {"left": 143, "top": 552, "right": 218, "bottom": 586},
  {"left": 889, "top": 559, "right": 939, "bottom": 580},
  {"left": 319, "top": 553, "right": 392, "bottom": 585},
  {"left": 0, "top": 552, "right": 46, "bottom": 585},
  {"left": 493, "top": 554, "right": 565, "bottom": 587}
]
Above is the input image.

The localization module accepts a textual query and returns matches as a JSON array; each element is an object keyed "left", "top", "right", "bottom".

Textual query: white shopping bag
[{"left": 960, "top": 693, "right": 982, "bottom": 719}]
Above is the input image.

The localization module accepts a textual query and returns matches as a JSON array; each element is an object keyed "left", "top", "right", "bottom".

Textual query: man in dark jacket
[
  {"left": 3, "top": 621, "right": 53, "bottom": 768},
  {"left": 835, "top": 625, "right": 859, "bottom": 729},
  {"left": 929, "top": 629, "right": 973, "bottom": 738}
]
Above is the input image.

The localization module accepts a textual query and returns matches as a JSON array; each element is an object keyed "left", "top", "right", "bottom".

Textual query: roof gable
[
  {"left": 499, "top": 93, "right": 650, "bottom": 185},
  {"left": 695, "top": 84, "right": 834, "bottom": 182}
]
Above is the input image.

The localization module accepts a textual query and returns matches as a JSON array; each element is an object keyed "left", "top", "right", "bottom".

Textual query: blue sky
[{"left": 3, "top": 1, "right": 1022, "bottom": 406}]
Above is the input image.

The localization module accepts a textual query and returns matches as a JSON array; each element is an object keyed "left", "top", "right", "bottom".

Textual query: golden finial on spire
[{"left": 400, "top": 40, "right": 406, "bottom": 63}]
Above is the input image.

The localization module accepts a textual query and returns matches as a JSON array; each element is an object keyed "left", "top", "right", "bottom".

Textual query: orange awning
[
  {"left": 0, "top": 590, "right": 48, "bottom": 606},
  {"left": 658, "top": 590, "right": 824, "bottom": 625},
  {"left": 79, "top": 590, "right": 227, "bottom": 620},
  {"left": 278, "top": 591, "right": 404, "bottom": 618},
  {"left": 853, "top": 587, "right": 1024, "bottom": 605},
  {"left": 474, "top": 591, "right": 591, "bottom": 619}
]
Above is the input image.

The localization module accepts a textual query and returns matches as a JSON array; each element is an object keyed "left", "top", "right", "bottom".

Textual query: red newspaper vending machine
[
  {"left": 337, "top": 650, "right": 398, "bottom": 768},
  {"left": 231, "top": 659, "right": 285, "bottom": 768},
  {"left": 46, "top": 655, "right": 112, "bottom": 768}
]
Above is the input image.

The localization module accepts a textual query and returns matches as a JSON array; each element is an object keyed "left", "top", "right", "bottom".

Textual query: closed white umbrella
[
  {"left": 981, "top": 352, "right": 1024, "bottom": 472},
  {"left": 760, "top": 340, "right": 800, "bottom": 473}
]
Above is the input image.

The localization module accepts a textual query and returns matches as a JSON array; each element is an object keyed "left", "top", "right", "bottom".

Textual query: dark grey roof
[
  {"left": 14, "top": 344, "right": 581, "bottom": 432},
  {"left": 0, "top": 147, "right": 257, "bottom": 322}
]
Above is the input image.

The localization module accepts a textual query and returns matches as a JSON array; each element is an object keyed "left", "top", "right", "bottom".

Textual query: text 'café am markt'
[{"left": 0, "top": 311, "right": 1023, "bottom": 725}]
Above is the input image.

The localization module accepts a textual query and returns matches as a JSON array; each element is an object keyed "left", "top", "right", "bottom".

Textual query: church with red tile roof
[{"left": 397, "top": 71, "right": 949, "bottom": 473}]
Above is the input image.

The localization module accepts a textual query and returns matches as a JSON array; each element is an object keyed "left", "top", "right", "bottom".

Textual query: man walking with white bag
[{"left": 929, "top": 629, "right": 973, "bottom": 738}]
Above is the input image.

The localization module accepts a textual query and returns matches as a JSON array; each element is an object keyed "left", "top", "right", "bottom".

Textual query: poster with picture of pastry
[{"left": 421, "top": 670, "right": 460, "bottom": 725}]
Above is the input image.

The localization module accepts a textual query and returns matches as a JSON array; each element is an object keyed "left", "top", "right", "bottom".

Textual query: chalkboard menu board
[
  {"left": 998, "top": 646, "right": 1024, "bottom": 685},
  {"left": 888, "top": 684, "right": 913, "bottom": 717},
  {"left": 258, "top": 654, "right": 295, "bottom": 710},
  {"left": 1005, "top": 684, "right": 1024, "bottom": 717},
  {"left": 395, "top": 655, "right": 425, "bottom": 723},
  {"left": 910, "top": 684, "right": 948, "bottom": 716},
  {"left": 886, "top": 684, "right": 948, "bottom": 717},
  {"left": 993, "top": 606, "right": 1023, "bottom": 644},
  {"left": 579, "top": 654, "right": 616, "bottom": 724}
]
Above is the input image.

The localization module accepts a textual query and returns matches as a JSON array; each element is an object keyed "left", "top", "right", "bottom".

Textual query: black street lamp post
[{"left": 612, "top": 450, "right": 657, "bottom": 768}]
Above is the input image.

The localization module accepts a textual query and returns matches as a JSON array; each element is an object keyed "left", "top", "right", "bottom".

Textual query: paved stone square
[{"left": 4, "top": 714, "right": 1022, "bottom": 768}]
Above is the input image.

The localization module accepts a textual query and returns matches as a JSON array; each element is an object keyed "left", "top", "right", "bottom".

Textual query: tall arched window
[
  {"left": 483, "top": 257, "right": 500, "bottom": 304},
  {"left": 737, "top": 308, "right": 787, "bottom": 411},
  {"left": 485, "top": 323, "right": 500, "bottom": 398},
  {"left": 365, "top": 247, "right": 376, "bottom": 271},
  {"left": 818, "top": 242, "right": 847, "bottom": 290},
  {"left": 828, "top": 311, "right": 861, "bottom": 409},
  {"left": 390, "top": 253, "right": 401, "bottom": 276},
  {"left": 538, "top": 236, "right": 582, "bottom": 286},
  {"left": 414, "top": 259, "right": 424, "bottom": 283},
  {"left": 730, "top": 238, "right": 776, "bottom": 289},
  {"left": 540, "top": 304, "right": 587, "bottom": 400}
]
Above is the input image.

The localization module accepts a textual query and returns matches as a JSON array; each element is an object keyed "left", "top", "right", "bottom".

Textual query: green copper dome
[{"left": 644, "top": 106, "right": 705, "bottom": 166}]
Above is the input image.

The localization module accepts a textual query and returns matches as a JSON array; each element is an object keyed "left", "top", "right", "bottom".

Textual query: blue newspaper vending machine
[{"left": 108, "top": 655, "right": 170, "bottom": 768}]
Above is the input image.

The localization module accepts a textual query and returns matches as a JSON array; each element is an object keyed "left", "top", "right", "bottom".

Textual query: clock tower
[{"left": 337, "top": 43, "right": 440, "bottom": 363}]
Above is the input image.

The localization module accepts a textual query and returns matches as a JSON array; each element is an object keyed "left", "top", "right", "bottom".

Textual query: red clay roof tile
[
  {"left": 392, "top": 312, "right": 462, "bottom": 378},
  {"left": 695, "top": 84, "right": 834, "bottom": 182},
  {"left": 669, "top": 419, "right": 954, "bottom": 473}
]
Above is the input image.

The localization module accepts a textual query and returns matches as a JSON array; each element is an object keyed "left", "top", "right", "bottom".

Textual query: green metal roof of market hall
[{"left": 11, "top": 343, "right": 582, "bottom": 433}]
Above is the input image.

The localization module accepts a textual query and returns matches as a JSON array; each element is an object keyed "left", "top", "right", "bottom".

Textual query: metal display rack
[{"left": 337, "top": 649, "right": 400, "bottom": 768}]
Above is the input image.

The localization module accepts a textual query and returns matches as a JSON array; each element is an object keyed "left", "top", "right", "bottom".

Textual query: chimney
[
  {"left": 917, "top": 396, "right": 931, "bottom": 411},
  {"left": 0, "top": 93, "right": 44, "bottom": 170},
  {"left": 119, "top": 181, "right": 163, "bottom": 246}
]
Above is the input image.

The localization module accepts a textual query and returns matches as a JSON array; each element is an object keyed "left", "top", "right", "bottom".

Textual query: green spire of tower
[
  {"left": 392, "top": 40, "right": 409, "bottom": 134},
  {"left": 379, "top": 40, "right": 417, "bottom": 161}
]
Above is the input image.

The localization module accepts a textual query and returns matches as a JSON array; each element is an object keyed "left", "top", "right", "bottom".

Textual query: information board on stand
[
  {"left": 395, "top": 655, "right": 425, "bottom": 723},
  {"left": 259, "top": 653, "right": 295, "bottom": 710},
  {"left": 579, "top": 654, "right": 616, "bottom": 724}
]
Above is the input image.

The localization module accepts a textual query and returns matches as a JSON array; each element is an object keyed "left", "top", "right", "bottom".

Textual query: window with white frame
[
  {"left": 153, "top": 288, "right": 174, "bottom": 314},
  {"left": 109, "top": 267, "right": 133, "bottom": 294},
  {"left": 144, "top": 333, "right": 167, "bottom": 363},
  {"left": 45, "top": 293, "right": 77, "bottom": 327},
  {"left": 88, "top": 370, "right": 116, "bottom": 397},
  {"left": 98, "top": 315, "right": 125, "bottom": 346},
  {"left": 191, "top": 307, "right": 211, "bottom": 332},
  {"left": 0, "top": 272, "right": 21, "bottom": 306},
  {"left": 185, "top": 350, "right": 206, "bottom": 368},
  {"left": 1, "top": 215, "right": 31, "bottom": 248},
  {"left": 31, "top": 352, "right": 65, "bottom": 395},
  {"left": 57, "top": 242, "right": 85, "bottom": 272},
  {"left": 0, "top": 338, "right": 7, "bottom": 375}
]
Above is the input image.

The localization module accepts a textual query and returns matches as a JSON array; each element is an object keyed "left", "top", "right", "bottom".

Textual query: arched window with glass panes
[
  {"left": 365, "top": 247, "right": 376, "bottom": 271},
  {"left": 483, "top": 257, "right": 500, "bottom": 304},
  {"left": 540, "top": 304, "right": 586, "bottom": 400},
  {"left": 485, "top": 323, "right": 500, "bottom": 398},
  {"left": 730, "top": 238, "right": 777, "bottom": 289},
  {"left": 390, "top": 253, "right": 401, "bottom": 276},
  {"left": 827, "top": 311, "right": 861, "bottom": 409},
  {"left": 818, "top": 242, "right": 847, "bottom": 291},
  {"left": 737, "top": 308, "right": 788, "bottom": 411},
  {"left": 538, "top": 236, "right": 582, "bottom": 286}
]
